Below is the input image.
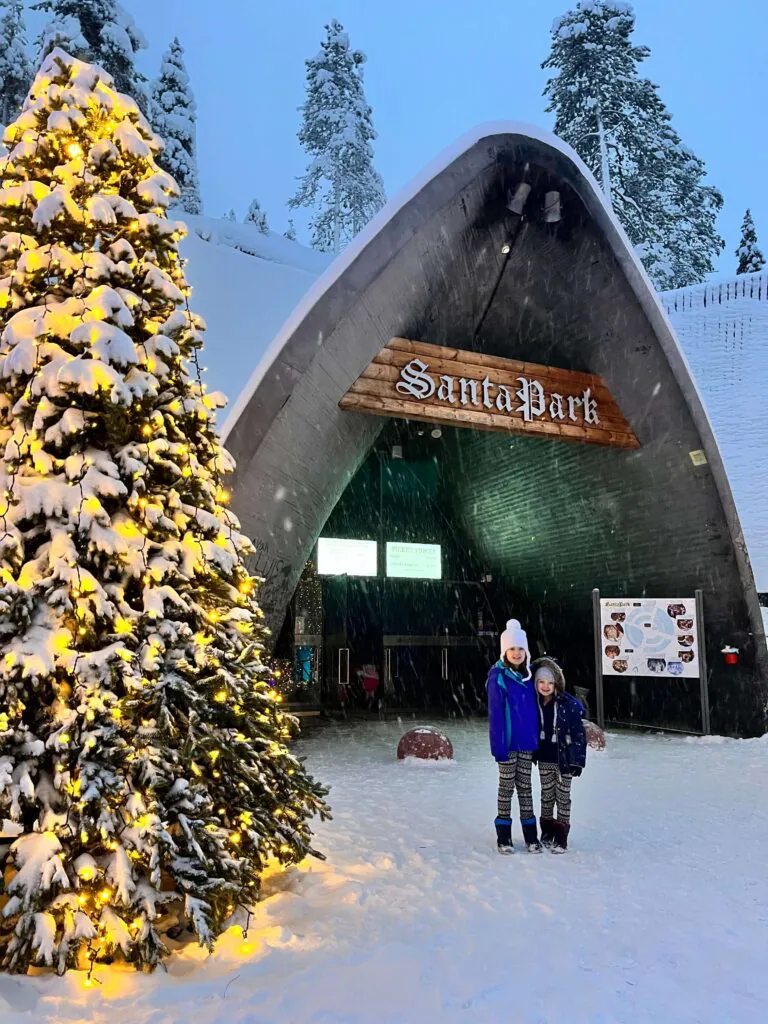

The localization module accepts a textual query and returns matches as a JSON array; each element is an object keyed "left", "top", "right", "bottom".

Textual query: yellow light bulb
[
  {"left": 79, "top": 866, "right": 94, "bottom": 881},
  {"left": 80, "top": 831, "right": 88, "bottom": 843},
  {"left": 230, "top": 832, "right": 241, "bottom": 845},
  {"left": 60, "top": 733, "right": 70, "bottom": 744},
  {"left": 66, "top": 142, "right": 82, "bottom": 158},
  {"left": 141, "top": 424, "right": 152, "bottom": 437},
  {"left": 214, "top": 690, "right": 227, "bottom": 703},
  {"left": 78, "top": 894, "right": 87, "bottom": 906}
]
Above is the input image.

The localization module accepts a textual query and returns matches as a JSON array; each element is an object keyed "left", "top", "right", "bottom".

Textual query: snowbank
[
  {"left": 3, "top": 720, "right": 767, "bottom": 1023},
  {"left": 662, "top": 271, "right": 768, "bottom": 591},
  {"left": 178, "top": 220, "right": 328, "bottom": 408}
]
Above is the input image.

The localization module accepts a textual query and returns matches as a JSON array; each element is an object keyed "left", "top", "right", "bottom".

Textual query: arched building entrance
[{"left": 222, "top": 123, "right": 767, "bottom": 737}]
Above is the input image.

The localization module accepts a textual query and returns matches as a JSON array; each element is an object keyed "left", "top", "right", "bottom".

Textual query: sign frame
[
  {"left": 340, "top": 338, "right": 640, "bottom": 449},
  {"left": 592, "top": 588, "right": 710, "bottom": 734}
]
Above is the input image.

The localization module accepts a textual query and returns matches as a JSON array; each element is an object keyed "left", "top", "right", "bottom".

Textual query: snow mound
[
  {"left": 662, "top": 270, "right": 768, "bottom": 590},
  {"left": 178, "top": 217, "right": 329, "bottom": 408},
  {"left": 182, "top": 213, "right": 331, "bottom": 274}
]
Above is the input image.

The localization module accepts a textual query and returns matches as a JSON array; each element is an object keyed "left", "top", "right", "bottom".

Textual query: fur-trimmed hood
[{"left": 531, "top": 656, "right": 566, "bottom": 692}]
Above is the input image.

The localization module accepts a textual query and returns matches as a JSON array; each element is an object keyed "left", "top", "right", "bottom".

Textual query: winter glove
[{"left": 568, "top": 766, "right": 582, "bottom": 778}]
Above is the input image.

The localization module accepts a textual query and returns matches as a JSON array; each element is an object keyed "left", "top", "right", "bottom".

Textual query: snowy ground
[{"left": 2, "top": 719, "right": 767, "bottom": 1023}]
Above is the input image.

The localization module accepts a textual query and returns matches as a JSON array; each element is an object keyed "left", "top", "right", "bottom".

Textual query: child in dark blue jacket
[
  {"left": 487, "top": 619, "right": 541, "bottom": 854},
  {"left": 531, "top": 656, "right": 587, "bottom": 853}
]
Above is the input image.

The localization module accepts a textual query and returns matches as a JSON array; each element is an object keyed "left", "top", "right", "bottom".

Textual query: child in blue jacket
[
  {"left": 530, "top": 656, "right": 587, "bottom": 853},
  {"left": 487, "top": 619, "right": 541, "bottom": 854}
]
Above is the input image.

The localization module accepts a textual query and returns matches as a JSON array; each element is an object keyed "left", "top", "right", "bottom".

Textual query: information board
[
  {"left": 599, "top": 597, "right": 700, "bottom": 678},
  {"left": 385, "top": 542, "right": 442, "bottom": 580},
  {"left": 317, "top": 538, "right": 377, "bottom": 577}
]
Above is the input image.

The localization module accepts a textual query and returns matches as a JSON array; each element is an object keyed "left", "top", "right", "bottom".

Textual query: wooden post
[
  {"left": 695, "top": 589, "right": 711, "bottom": 735},
  {"left": 592, "top": 588, "right": 605, "bottom": 729}
]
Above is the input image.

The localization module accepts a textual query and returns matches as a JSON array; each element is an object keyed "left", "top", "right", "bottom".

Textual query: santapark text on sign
[{"left": 340, "top": 338, "right": 639, "bottom": 449}]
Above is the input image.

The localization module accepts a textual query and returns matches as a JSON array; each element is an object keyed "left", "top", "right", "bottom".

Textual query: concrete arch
[{"left": 223, "top": 123, "right": 767, "bottom": 736}]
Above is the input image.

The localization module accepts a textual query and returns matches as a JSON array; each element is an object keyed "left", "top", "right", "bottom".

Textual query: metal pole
[
  {"left": 695, "top": 589, "right": 711, "bottom": 735},
  {"left": 592, "top": 588, "right": 605, "bottom": 729}
]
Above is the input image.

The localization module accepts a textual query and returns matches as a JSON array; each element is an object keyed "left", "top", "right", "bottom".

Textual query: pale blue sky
[{"left": 107, "top": 1, "right": 768, "bottom": 275}]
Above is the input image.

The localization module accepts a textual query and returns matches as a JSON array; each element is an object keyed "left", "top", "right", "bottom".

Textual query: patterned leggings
[
  {"left": 497, "top": 752, "right": 534, "bottom": 820},
  {"left": 538, "top": 762, "right": 573, "bottom": 825}
]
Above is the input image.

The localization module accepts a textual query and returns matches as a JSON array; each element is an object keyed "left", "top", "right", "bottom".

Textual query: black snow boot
[
  {"left": 539, "top": 817, "right": 556, "bottom": 847},
  {"left": 521, "top": 818, "right": 542, "bottom": 853},
  {"left": 495, "top": 817, "right": 514, "bottom": 854},
  {"left": 551, "top": 820, "right": 570, "bottom": 854}
]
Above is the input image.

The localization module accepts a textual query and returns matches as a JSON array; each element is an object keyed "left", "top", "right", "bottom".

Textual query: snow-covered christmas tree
[
  {"left": 542, "top": 0, "right": 724, "bottom": 290},
  {"left": 36, "top": 1, "right": 148, "bottom": 111},
  {"left": 222, "top": 208, "right": 236, "bottom": 221},
  {"left": 735, "top": 209, "right": 765, "bottom": 275},
  {"left": 0, "top": 48, "right": 328, "bottom": 976},
  {"left": 0, "top": 1, "right": 32, "bottom": 131},
  {"left": 283, "top": 219, "right": 297, "bottom": 242},
  {"left": 245, "top": 199, "right": 268, "bottom": 234},
  {"left": 150, "top": 38, "right": 202, "bottom": 216},
  {"left": 290, "top": 19, "right": 385, "bottom": 253}
]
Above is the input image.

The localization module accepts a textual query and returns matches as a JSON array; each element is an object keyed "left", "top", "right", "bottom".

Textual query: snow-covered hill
[{"left": 179, "top": 215, "right": 330, "bottom": 406}]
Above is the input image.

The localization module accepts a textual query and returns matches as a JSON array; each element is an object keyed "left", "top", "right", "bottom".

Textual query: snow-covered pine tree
[
  {"left": 245, "top": 199, "right": 268, "bottom": 234},
  {"left": 542, "top": 1, "right": 724, "bottom": 289},
  {"left": 0, "top": 1, "right": 32, "bottom": 130},
  {"left": 284, "top": 219, "right": 297, "bottom": 242},
  {"left": 35, "top": 1, "right": 148, "bottom": 110},
  {"left": 290, "top": 19, "right": 385, "bottom": 253},
  {"left": 735, "top": 209, "right": 765, "bottom": 275},
  {"left": 150, "top": 38, "right": 202, "bottom": 216},
  {"left": 0, "top": 48, "right": 328, "bottom": 976},
  {"left": 223, "top": 208, "right": 236, "bottom": 221}
]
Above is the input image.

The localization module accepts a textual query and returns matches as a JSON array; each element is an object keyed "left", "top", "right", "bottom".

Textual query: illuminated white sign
[
  {"left": 317, "top": 538, "right": 377, "bottom": 577},
  {"left": 386, "top": 542, "right": 442, "bottom": 580}
]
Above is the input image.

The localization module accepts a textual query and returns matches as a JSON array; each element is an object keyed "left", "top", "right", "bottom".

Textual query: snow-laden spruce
[
  {"left": 0, "top": 1, "right": 32, "bottom": 131},
  {"left": 150, "top": 38, "right": 202, "bottom": 216},
  {"left": 736, "top": 209, "right": 765, "bottom": 275},
  {"left": 36, "top": 1, "right": 148, "bottom": 111},
  {"left": 542, "top": 0, "right": 724, "bottom": 290},
  {"left": 290, "top": 19, "right": 385, "bottom": 253},
  {"left": 245, "top": 199, "right": 268, "bottom": 234},
  {"left": 0, "top": 48, "right": 328, "bottom": 975}
]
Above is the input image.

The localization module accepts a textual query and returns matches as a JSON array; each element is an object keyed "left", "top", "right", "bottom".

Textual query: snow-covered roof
[
  {"left": 181, "top": 123, "right": 765, "bottom": 645},
  {"left": 662, "top": 271, "right": 768, "bottom": 590}
]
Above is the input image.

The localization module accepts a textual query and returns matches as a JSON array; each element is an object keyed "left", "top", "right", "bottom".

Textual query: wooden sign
[{"left": 340, "top": 338, "right": 639, "bottom": 449}]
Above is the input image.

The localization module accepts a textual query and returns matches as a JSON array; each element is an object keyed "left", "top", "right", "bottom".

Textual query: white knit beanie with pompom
[{"left": 499, "top": 618, "right": 531, "bottom": 678}]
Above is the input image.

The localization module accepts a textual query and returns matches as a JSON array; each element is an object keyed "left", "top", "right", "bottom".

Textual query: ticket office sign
[{"left": 600, "top": 598, "right": 700, "bottom": 678}]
